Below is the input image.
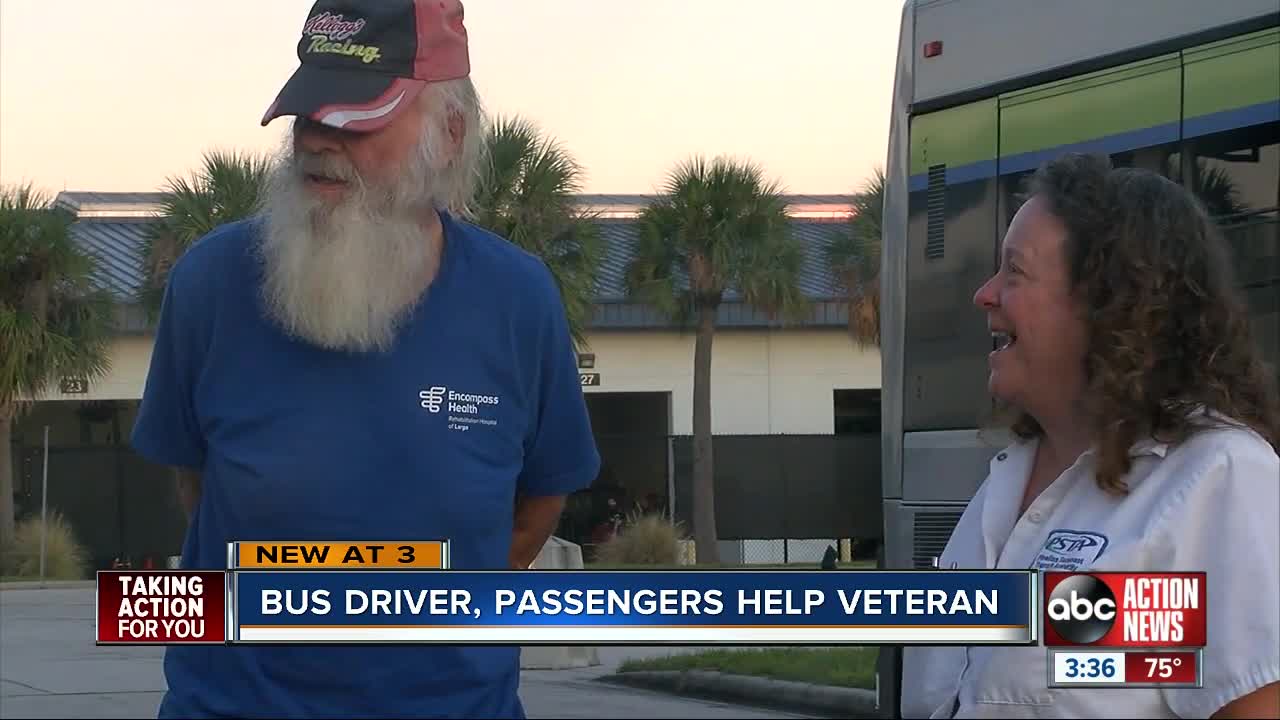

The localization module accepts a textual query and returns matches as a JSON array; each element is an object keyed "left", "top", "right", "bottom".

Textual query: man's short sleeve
[
  {"left": 1154, "top": 434, "right": 1280, "bottom": 718},
  {"left": 516, "top": 267, "right": 601, "bottom": 497},
  {"left": 131, "top": 264, "right": 207, "bottom": 470}
]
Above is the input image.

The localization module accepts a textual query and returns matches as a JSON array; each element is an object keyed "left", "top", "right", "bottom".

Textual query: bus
[{"left": 876, "top": 0, "right": 1278, "bottom": 715}]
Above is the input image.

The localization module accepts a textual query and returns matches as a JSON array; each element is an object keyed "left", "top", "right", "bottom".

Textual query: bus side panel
[
  {"left": 912, "top": 0, "right": 1278, "bottom": 108},
  {"left": 903, "top": 100, "right": 999, "bottom": 437},
  {"left": 997, "top": 54, "right": 1183, "bottom": 177},
  {"left": 1182, "top": 27, "right": 1280, "bottom": 388},
  {"left": 1182, "top": 27, "right": 1280, "bottom": 126}
]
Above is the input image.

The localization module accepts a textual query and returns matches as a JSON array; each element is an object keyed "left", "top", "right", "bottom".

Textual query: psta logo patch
[{"left": 1033, "top": 530, "right": 1108, "bottom": 571}]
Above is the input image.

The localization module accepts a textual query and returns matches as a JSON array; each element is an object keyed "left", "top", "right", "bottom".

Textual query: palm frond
[
  {"left": 471, "top": 115, "right": 601, "bottom": 348},
  {"left": 825, "top": 167, "right": 884, "bottom": 346},
  {"left": 736, "top": 227, "right": 811, "bottom": 324},
  {"left": 1194, "top": 164, "right": 1249, "bottom": 220},
  {"left": 627, "top": 199, "right": 694, "bottom": 325},
  {"left": 626, "top": 155, "right": 806, "bottom": 325},
  {"left": 0, "top": 183, "right": 116, "bottom": 406},
  {"left": 139, "top": 149, "right": 271, "bottom": 318}
]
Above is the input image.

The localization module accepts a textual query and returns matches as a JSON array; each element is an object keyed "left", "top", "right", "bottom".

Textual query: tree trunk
[
  {"left": 0, "top": 406, "right": 14, "bottom": 547},
  {"left": 692, "top": 305, "right": 719, "bottom": 565}
]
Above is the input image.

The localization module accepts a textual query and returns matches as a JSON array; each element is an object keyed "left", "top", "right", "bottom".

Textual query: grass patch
[
  {"left": 618, "top": 647, "right": 878, "bottom": 689},
  {"left": 0, "top": 512, "right": 90, "bottom": 581},
  {"left": 593, "top": 513, "right": 689, "bottom": 566}
]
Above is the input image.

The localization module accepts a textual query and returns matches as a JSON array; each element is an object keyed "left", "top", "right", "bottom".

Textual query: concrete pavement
[{"left": 1, "top": 586, "right": 811, "bottom": 719}]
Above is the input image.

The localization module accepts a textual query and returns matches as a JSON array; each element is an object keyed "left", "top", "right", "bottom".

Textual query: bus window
[
  {"left": 995, "top": 139, "right": 1182, "bottom": 234},
  {"left": 1109, "top": 144, "right": 1180, "bottom": 176},
  {"left": 1175, "top": 121, "right": 1280, "bottom": 383},
  {"left": 903, "top": 101, "right": 1000, "bottom": 433},
  {"left": 1175, "top": 121, "right": 1279, "bottom": 217}
]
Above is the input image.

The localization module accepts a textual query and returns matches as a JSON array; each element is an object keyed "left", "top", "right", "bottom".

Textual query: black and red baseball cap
[{"left": 262, "top": 0, "right": 469, "bottom": 133}]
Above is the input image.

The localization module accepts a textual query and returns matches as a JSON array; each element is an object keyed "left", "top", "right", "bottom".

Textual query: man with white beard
[{"left": 130, "top": 1, "right": 600, "bottom": 718}]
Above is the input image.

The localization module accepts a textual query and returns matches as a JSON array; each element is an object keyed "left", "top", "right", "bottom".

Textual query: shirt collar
[
  {"left": 1023, "top": 435, "right": 1170, "bottom": 461},
  {"left": 981, "top": 439, "right": 1038, "bottom": 566},
  {"left": 1129, "top": 437, "right": 1168, "bottom": 458}
]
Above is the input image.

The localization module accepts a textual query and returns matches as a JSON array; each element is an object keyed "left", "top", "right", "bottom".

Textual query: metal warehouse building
[{"left": 10, "top": 192, "right": 884, "bottom": 569}]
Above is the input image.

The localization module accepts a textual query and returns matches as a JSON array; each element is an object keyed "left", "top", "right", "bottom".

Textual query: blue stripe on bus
[
  {"left": 1184, "top": 100, "right": 1280, "bottom": 139},
  {"left": 997, "top": 121, "right": 1182, "bottom": 176},
  {"left": 906, "top": 122, "right": 1176, "bottom": 189},
  {"left": 906, "top": 99, "right": 1277, "bottom": 191},
  {"left": 908, "top": 160, "right": 999, "bottom": 192}
]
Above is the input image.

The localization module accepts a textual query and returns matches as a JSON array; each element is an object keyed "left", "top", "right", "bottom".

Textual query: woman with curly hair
[{"left": 901, "top": 153, "right": 1279, "bottom": 719}]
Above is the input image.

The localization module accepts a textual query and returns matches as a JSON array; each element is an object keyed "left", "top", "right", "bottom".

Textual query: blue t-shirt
[{"left": 131, "top": 211, "right": 601, "bottom": 719}]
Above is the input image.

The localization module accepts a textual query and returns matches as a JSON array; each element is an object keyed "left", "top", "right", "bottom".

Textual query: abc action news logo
[{"left": 1043, "top": 572, "right": 1206, "bottom": 648}]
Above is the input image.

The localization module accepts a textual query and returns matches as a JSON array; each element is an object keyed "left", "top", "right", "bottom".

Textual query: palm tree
[
  {"left": 471, "top": 115, "right": 602, "bottom": 349},
  {"left": 825, "top": 167, "right": 884, "bottom": 347},
  {"left": 139, "top": 150, "right": 271, "bottom": 318},
  {"left": 0, "top": 185, "right": 117, "bottom": 544},
  {"left": 625, "top": 156, "right": 810, "bottom": 564}
]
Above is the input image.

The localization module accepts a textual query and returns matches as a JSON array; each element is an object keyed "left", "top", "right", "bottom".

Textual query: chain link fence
[
  {"left": 671, "top": 432, "right": 882, "bottom": 552},
  {"left": 10, "top": 442, "right": 186, "bottom": 572},
  {"left": 562, "top": 431, "right": 884, "bottom": 566},
  {"left": 10, "top": 429, "right": 885, "bottom": 571}
]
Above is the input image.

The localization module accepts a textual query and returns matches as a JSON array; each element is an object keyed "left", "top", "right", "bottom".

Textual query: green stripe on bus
[
  {"left": 909, "top": 98, "right": 997, "bottom": 176},
  {"left": 998, "top": 54, "right": 1181, "bottom": 157},
  {"left": 1184, "top": 28, "right": 1280, "bottom": 120}
]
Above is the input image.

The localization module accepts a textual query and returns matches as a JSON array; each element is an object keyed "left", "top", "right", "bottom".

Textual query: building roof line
[{"left": 54, "top": 190, "right": 857, "bottom": 220}]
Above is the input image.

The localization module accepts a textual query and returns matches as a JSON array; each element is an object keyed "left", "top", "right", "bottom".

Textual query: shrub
[
  {"left": 593, "top": 511, "right": 689, "bottom": 566},
  {"left": 1, "top": 511, "right": 90, "bottom": 580}
]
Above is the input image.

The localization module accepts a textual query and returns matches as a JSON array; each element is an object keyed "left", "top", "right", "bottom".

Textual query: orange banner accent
[{"left": 235, "top": 542, "right": 446, "bottom": 569}]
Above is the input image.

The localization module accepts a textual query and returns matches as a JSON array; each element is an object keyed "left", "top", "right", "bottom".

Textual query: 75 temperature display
[{"left": 1126, "top": 651, "right": 1198, "bottom": 685}]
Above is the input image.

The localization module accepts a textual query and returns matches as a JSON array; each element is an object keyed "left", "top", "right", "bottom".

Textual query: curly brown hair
[{"left": 1005, "top": 152, "right": 1280, "bottom": 494}]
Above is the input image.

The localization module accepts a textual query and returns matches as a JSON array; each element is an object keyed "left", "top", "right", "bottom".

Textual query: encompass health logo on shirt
[
  {"left": 419, "top": 385, "right": 501, "bottom": 432},
  {"left": 1042, "top": 572, "right": 1208, "bottom": 649}
]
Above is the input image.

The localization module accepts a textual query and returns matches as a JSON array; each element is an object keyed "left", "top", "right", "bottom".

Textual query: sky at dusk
[{"left": 0, "top": 0, "right": 903, "bottom": 198}]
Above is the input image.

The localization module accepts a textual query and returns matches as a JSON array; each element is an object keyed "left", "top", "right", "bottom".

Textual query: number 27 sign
[{"left": 579, "top": 373, "right": 600, "bottom": 387}]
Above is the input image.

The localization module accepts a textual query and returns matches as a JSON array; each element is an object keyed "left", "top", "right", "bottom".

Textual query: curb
[
  {"left": 601, "top": 669, "right": 879, "bottom": 718},
  {"left": 0, "top": 580, "right": 96, "bottom": 591}
]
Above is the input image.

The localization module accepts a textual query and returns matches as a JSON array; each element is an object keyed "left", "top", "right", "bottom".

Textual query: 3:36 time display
[{"left": 1063, "top": 655, "right": 1117, "bottom": 679}]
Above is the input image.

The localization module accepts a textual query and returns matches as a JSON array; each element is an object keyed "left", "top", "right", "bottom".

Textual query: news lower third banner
[{"left": 97, "top": 567, "right": 1037, "bottom": 646}]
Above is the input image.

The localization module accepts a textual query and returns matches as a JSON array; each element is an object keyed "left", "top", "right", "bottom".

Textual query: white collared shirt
[{"left": 901, "top": 416, "right": 1280, "bottom": 719}]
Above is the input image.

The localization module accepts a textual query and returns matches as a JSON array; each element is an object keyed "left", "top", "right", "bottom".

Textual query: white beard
[{"left": 256, "top": 125, "right": 448, "bottom": 354}]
